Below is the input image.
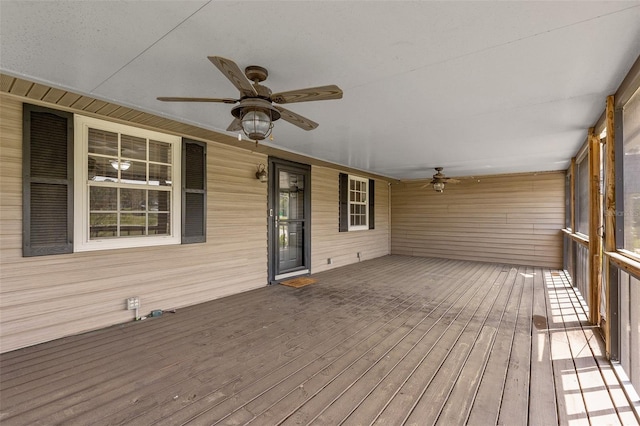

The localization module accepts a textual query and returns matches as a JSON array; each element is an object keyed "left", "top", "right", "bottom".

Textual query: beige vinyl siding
[
  {"left": 0, "top": 95, "right": 268, "bottom": 353},
  {"left": 391, "top": 172, "right": 564, "bottom": 268},
  {"left": 311, "top": 166, "right": 390, "bottom": 273},
  {"left": 0, "top": 93, "right": 393, "bottom": 353}
]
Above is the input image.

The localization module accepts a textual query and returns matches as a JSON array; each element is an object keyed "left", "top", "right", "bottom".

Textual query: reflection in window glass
[
  {"left": 120, "top": 161, "right": 147, "bottom": 185},
  {"left": 623, "top": 89, "right": 640, "bottom": 257}
]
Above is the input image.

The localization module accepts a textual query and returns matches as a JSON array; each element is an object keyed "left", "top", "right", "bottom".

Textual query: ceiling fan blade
[
  {"left": 271, "top": 85, "right": 343, "bottom": 104},
  {"left": 274, "top": 106, "right": 318, "bottom": 131},
  {"left": 443, "top": 178, "right": 461, "bottom": 184},
  {"left": 208, "top": 56, "right": 257, "bottom": 97},
  {"left": 157, "top": 96, "right": 238, "bottom": 104},
  {"left": 226, "top": 118, "right": 242, "bottom": 132}
]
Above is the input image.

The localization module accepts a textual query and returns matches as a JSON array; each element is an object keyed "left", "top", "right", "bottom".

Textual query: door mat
[{"left": 280, "top": 277, "right": 317, "bottom": 288}]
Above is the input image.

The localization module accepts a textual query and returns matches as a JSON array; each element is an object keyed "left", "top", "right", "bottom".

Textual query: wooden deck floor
[{"left": 1, "top": 255, "right": 638, "bottom": 425}]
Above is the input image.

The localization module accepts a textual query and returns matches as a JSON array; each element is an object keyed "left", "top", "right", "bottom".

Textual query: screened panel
[
  {"left": 576, "top": 157, "right": 590, "bottom": 235},
  {"left": 622, "top": 88, "right": 640, "bottom": 257},
  {"left": 565, "top": 172, "right": 571, "bottom": 229}
]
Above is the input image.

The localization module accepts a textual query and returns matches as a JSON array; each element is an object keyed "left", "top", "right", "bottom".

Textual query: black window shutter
[
  {"left": 339, "top": 173, "right": 349, "bottom": 232},
  {"left": 182, "top": 139, "right": 206, "bottom": 243},
  {"left": 23, "top": 104, "right": 74, "bottom": 257},
  {"left": 369, "top": 179, "right": 375, "bottom": 230}
]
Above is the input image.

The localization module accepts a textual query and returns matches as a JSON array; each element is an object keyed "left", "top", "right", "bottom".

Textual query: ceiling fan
[
  {"left": 425, "top": 167, "right": 460, "bottom": 193},
  {"left": 157, "top": 56, "right": 343, "bottom": 141}
]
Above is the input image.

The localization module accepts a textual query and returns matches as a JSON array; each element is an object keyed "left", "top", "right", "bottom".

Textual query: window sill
[{"left": 74, "top": 235, "right": 181, "bottom": 252}]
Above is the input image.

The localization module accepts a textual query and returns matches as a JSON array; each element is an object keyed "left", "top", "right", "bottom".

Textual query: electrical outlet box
[
  {"left": 126, "top": 297, "right": 140, "bottom": 310},
  {"left": 327, "top": 258, "right": 333, "bottom": 265}
]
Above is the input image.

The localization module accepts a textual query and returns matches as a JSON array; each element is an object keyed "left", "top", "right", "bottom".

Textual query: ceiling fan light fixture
[
  {"left": 433, "top": 181, "right": 445, "bottom": 192},
  {"left": 231, "top": 98, "right": 281, "bottom": 141},
  {"left": 242, "top": 109, "right": 272, "bottom": 141}
]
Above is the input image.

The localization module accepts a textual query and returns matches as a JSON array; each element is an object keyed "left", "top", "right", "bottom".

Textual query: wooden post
[
  {"left": 588, "top": 128, "right": 602, "bottom": 325},
  {"left": 604, "top": 96, "right": 616, "bottom": 253},
  {"left": 603, "top": 95, "right": 616, "bottom": 355}
]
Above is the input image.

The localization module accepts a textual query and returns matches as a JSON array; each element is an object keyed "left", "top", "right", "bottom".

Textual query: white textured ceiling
[{"left": 2, "top": 1, "right": 639, "bottom": 179}]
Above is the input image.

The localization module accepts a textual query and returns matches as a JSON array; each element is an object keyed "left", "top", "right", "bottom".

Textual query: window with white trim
[
  {"left": 338, "top": 173, "right": 375, "bottom": 232},
  {"left": 348, "top": 175, "right": 369, "bottom": 230},
  {"left": 74, "top": 115, "right": 182, "bottom": 251}
]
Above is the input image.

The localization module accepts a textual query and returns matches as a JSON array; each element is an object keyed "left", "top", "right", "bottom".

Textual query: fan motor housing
[{"left": 231, "top": 98, "right": 281, "bottom": 121}]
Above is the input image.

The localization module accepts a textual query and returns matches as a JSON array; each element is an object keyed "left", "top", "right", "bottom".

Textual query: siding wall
[
  {"left": 0, "top": 95, "right": 391, "bottom": 352},
  {"left": 311, "top": 166, "right": 390, "bottom": 273},
  {"left": 391, "top": 172, "right": 565, "bottom": 267}
]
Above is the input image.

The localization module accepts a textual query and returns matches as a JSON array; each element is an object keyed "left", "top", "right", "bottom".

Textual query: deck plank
[
  {"left": 372, "top": 265, "right": 504, "bottom": 424},
  {"left": 465, "top": 265, "right": 526, "bottom": 425},
  {"left": 433, "top": 266, "right": 521, "bottom": 425},
  {"left": 497, "top": 265, "right": 534, "bottom": 425},
  {"left": 0, "top": 255, "right": 636, "bottom": 426},
  {"left": 279, "top": 262, "right": 488, "bottom": 425},
  {"left": 528, "top": 266, "right": 559, "bottom": 426}
]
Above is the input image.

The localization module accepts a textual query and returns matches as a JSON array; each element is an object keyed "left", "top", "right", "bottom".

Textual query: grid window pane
[
  {"left": 149, "top": 213, "right": 170, "bottom": 235},
  {"left": 88, "top": 128, "right": 117, "bottom": 156},
  {"left": 121, "top": 213, "right": 146, "bottom": 236},
  {"left": 90, "top": 213, "right": 117, "bottom": 238},
  {"left": 121, "top": 134, "right": 146, "bottom": 160},
  {"left": 89, "top": 155, "right": 118, "bottom": 181},
  {"left": 149, "top": 164, "right": 171, "bottom": 186},
  {"left": 149, "top": 140, "right": 171, "bottom": 163},
  {"left": 86, "top": 123, "right": 174, "bottom": 242},
  {"left": 149, "top": 190, "right": 169, "bottom": 212},
  {"left": 120, "top": 188, "right": 146, "bottom": 211},
  {"left": 90, "top": 187, "right": 117, "bottom": 211},
  {"left": 121, "top": 161, "right": 147, "bottom": 185}
]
